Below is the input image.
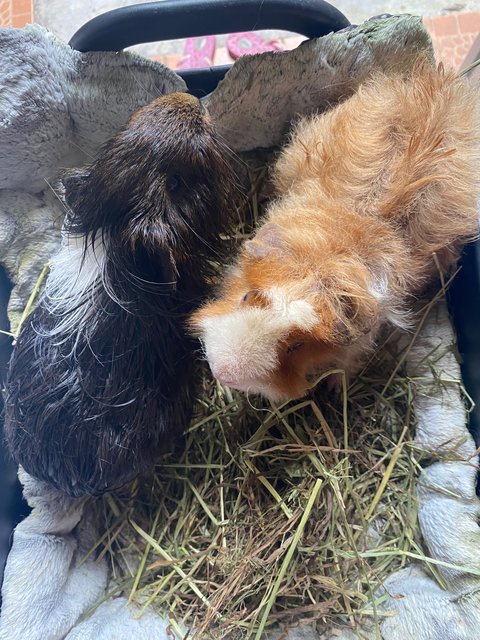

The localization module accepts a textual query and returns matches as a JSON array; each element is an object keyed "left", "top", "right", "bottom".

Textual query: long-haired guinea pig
[
  {"left": 4, "top": 92, "right": 239, "bottom": 497},
  {"left": 190, "top": 61, "right": 480, "bottom": 402}
]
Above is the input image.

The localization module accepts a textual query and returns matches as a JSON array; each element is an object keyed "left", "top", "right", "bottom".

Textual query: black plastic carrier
[{"left": 1, "top": 0, "right": 478, "bottom": 596}]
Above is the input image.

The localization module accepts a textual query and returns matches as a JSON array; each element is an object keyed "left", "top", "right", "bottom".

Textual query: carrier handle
[
  {"left": 69, "top": 0, "right": 349, "bottom": 51},
  {"left": 69, "top": 0, "right": 350, "bottom": 95}
]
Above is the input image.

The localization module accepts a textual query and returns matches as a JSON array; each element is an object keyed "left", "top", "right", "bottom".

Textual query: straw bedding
[{"left": 83, "top": 163, "right": 455, "bottom": 639}]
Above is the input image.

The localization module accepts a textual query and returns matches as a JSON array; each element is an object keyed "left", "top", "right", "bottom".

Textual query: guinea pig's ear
[{"left": 244, "top": 222, "right": 285, "bottom": 259}]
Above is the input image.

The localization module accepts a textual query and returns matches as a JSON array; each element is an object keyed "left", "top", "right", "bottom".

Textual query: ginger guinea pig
[
  {"left": 190, "top": 62, "right": 480, "bottom": 402},
  {"left": 4, "top": 92, "right": 238, "bottom": 496}
]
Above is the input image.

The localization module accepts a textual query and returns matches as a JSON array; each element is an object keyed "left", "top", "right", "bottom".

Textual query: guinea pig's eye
[
  {"left": 241, "top": 293, "right": 249, "bottom": 303},
  {"left": 166, "top": 174, "right": 182, "bottom": 194},
  {"left": 286, "top": 341, "right": 305, "bottom": 354}
]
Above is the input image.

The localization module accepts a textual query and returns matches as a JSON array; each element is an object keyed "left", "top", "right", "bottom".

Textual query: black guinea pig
[{"left": 3, "top": 92, "right": 239, "bottom": 497}]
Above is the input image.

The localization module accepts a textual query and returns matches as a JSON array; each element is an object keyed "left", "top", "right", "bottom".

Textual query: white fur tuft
[
  {"left": 369, "top": 275, "right": 411, "bottom": 330},
  {"left": 43, "top": 233, "right": 105, "bottom": 338},
  {"left": 198, "top": 298, "right": 317, "bottom": 397},
  {"left": 266, "top": 288, "right": 317, "bottom": 328}
]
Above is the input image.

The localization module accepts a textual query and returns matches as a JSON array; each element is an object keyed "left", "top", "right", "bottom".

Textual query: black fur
[{"left": 3, "top": 93, "right": 239, "bottom": 496}]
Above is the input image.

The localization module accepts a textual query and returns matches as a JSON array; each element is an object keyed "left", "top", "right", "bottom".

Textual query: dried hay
[{"left": 78, "top": 159, "right": 467, "bottom": 640}]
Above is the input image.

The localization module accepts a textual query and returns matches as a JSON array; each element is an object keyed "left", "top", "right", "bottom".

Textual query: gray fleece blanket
[{"left": 0, "top": 16, "right": 479, "bottom": 640}]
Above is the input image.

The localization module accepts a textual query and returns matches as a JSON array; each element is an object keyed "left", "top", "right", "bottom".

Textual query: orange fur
[{"left": 191, "top": 60, "right": 480, "bottom": 401}]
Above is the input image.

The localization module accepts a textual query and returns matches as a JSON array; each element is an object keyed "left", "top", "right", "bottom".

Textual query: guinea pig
[
  {"left": 4, "top": 92, "right": 239, "bottom": 497},
  {"left": 190, "top": 61, "right": 480, "bottom": 402}
]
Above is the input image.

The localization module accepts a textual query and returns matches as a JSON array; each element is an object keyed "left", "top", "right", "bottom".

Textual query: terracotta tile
[
  {"left": 11, "top": 0, "right": 30, "bottom": 16},
  {"left": 11, "top": 11, "right": 29, "bottom": 27},
  {"left": 431, "top": 14, "right": 459, "bottom": 37},
  {"left": 422, "top": 17, "right": 435, "bottom": 34},
  {"left": 457, "top": 12, "right": 480, "bottom": 34},
  {"left": 0, "top": 0, "right": 11, "bottom": 27},
  {"left": 458, "top": 34, "right": 472, "bottom": 45},
  {"left": 433, "top": 30, "right": 477, "bottom": 68}
]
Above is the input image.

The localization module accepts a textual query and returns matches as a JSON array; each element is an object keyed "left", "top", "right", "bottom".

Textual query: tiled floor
[
  {"left": 425, "top": 12, "right": 480, "bottom": 67},
  {"left": 0, "top": 0, "right": 31, "bottom": 29},
  {"left": 0, "top": 1, "right": 10, "bottom": 27},
  {"left": 0, "top": 1, "right": 479, "bottom": 71}
]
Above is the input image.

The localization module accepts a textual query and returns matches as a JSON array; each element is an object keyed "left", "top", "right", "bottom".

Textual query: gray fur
[
  {"left": 207, "top": 15, "right": 431, "bottom": 151},
  {"left": 0, "top": 24, "right": 185, "bottom": 193}
]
